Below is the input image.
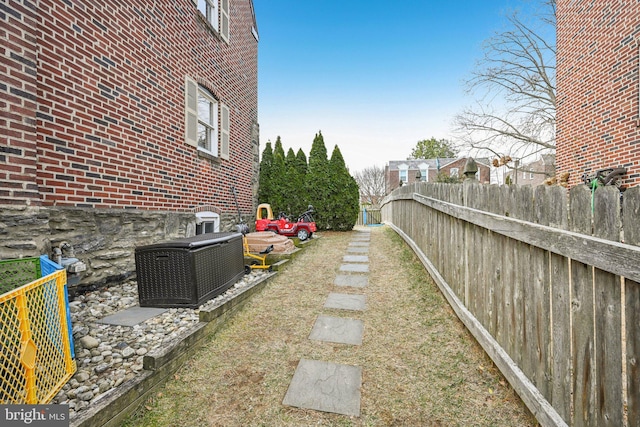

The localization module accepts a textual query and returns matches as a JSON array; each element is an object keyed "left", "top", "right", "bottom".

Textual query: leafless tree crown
[
  {"left": 455, "top": 0, "right": 556, "bottom": 162},
  {"left": 354, "top": 165, "right": 387, "bottom": 208}
]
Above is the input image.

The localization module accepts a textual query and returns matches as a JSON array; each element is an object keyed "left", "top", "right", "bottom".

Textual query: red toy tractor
[{"left": 255, "top": 204, "right": 316, "bottom": 241}]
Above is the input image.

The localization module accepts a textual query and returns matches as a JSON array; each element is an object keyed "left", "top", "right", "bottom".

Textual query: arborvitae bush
[
  {"left": 283, "top": 148, "right": 307, "bottom": 216},
  {"left": 327, "top": 145, "right": 359, "bottom": 230},
  {"left": 257, "top": 141, "right": 273, "bottom": 206},
  {"left": 257, "top": 131, "right": 359, "bottom": 231},
  {"left": 269, "top": 138, "right": 287, "bottom": 215},
  {"left": 306, "top": 132, "right": 332, "bottom": 229}
]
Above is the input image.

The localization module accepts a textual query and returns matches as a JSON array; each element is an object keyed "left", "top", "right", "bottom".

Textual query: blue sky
[{"left": 254, "top": 0, "right": 535, "bottom": 173}]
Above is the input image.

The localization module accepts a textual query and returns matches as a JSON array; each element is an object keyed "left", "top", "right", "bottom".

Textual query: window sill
[
  {"left": 195, "top": 13, "right": 227, "bottom": 44},
  {"left": 198, "top": 147, "right": 220, "bottom": 162}
]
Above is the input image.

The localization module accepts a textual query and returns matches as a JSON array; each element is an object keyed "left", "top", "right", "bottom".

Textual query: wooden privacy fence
[{"left": 380, "top": 181, "right": 640, "bottom": 427}]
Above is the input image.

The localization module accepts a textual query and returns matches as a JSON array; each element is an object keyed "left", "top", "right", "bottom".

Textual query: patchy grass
[{"left": 123, "top": 226, "right": 536, "bottom": 427}]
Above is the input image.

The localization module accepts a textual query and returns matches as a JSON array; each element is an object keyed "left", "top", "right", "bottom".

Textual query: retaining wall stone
[{"left": 0, "top": 205, "right": 251, "bottom": 293}]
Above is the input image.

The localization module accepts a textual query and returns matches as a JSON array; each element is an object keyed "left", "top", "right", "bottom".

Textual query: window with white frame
[
  {"left": 450, "top": 168, "right": 459, "bottom": 177},
  {"left": 184, "top": 76, "right": 230, "bottom": 160},
  {"left": 419, "top": 164, "right": 428, "bottom": 182},
  {"left": 197, "top": 0, "right": 218, "bottom": 29},
  {"left": 196, "top": 211, "right": 220, "bottom": 234},
  {"left": 399, "top": 168, "right": 408, "bottom": 184},
  {"left": 195, "top": 0, "right": 230, "bottom": 42},
  {"left": 197, "top": 86, "right": 218, "bottom": 155}
]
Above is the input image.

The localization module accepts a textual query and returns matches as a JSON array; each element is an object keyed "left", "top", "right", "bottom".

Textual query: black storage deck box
[{"left": 135, "top": 232, "right": 244, "bottom": 308}]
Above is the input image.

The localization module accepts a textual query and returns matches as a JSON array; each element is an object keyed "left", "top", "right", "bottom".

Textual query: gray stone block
[
  {"left": 324, "top": 293, "right": 366, "bottom": 311},
  {"left": 346, "top": 246, "right": 369, "bottom": 253},
  {"left": 340, "top": 263, "right": 369, "bottom": 273},
  {"left": 334, "top": 275, "right": 368, "bottom": 288},
  {"left": 309, "top": 315, "right": 363, "bottom": 345},
  {"left": 342, "top": 255, "right": 368, "bottom": 263},
  {"left": 96, "top": 306, "right": 167, "bottom": 327},
  {"left": 283, "top": 359, "right": 361, "bottom": 416},
  {"left": 348, "top": 241, "right": 369, "bottom": 247}
]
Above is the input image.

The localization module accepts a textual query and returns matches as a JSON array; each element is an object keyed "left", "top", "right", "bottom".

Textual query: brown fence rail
[{"left": 381, "top": 182, "right": 640, "bottom": 427}]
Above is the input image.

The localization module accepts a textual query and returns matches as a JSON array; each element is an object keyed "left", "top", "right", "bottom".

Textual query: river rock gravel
[{"left": 55, "top": 270, "right": 269, "bottom": 419}]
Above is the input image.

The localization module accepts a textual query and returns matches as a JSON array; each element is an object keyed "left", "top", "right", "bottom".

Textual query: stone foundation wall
[{"left": 0, "top": 205, "right": 253, "bottom": 293}]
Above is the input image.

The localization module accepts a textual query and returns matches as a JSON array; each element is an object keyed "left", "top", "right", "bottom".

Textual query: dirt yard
[{"left": 124, "top": 226, "right": 536, "bottom": 426}]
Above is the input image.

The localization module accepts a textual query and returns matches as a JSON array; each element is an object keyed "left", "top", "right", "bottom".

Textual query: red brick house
[
  {"left": 504, "top": 154, "right": 556, "bottom": 187},
  {"left": 556, "top": 1, "right": 640, "bottom": 188},
  {"left": 385, "top": 158, "right": 491, "bottom": 193},
  {"left": 1, "top": 1, "right": 259, "bottom": 287}
]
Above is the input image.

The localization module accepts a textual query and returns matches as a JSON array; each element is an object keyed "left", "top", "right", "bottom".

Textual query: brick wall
[
  {"left": 1, "top": 1, "right": 40, "bottom": 205},
  {"left": 440, "top": 158, "right": 491, "bottom": 184},
  {"left": 557, "top": 0, "right": 640, "bottom": 188},
  {"left": 2, "top": 0, "right": 258, "bottom": 215}
]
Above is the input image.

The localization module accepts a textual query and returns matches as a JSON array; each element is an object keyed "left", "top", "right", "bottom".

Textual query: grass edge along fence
[
  {"left": 381, "top": 181, "right": 640, "bottom": 427},
  {"left": 0, "top": 256, "right": 76, "bottom": 404}
]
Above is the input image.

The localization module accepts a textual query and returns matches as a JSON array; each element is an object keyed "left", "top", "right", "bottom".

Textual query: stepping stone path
[{"left": 283, "top": 229, "right": 370, "bottom": 417}]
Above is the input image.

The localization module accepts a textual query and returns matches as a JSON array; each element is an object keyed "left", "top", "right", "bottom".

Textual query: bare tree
[
  {"left": 354, "top": 165, "right": 386, "bottom": 208},
  {"left": 454, "top": 0, "right": 556, "bottom": 162}
]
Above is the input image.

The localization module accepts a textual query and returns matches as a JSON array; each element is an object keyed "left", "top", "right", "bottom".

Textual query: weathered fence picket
[
  {"left": 550, "top": 249, "right": 571, "bottom": 422},
  {"left": 623, "top": 187, "right": 640, "bottom": 427},
  {"left": 567, "top": 184, "right": 593, "bottom": 425},
  {"left": 380, "top": 180, "right": 640, "bottom": 427},
  {"left": 593, "top": 187, "right": 623, "bottom": 427}
]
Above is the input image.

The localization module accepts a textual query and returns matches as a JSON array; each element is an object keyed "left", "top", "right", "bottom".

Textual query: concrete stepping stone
[
  {"left": 346, "top": 246, "right": 369, "bottom": 254},
  {"left": 334, "top": 274, "right": 368, "bottom": 288},
  {"left": 343, "top": 255, "right": 368, "bottom": 263},
  {"left": 283, "top": 359, "right": 361, "bottom": 416},
  {"left": 348, "top": 241, "right": 369, "bottom": 247},
  {"left": 309, "top": 315, "right": 363, "bottom": 345},
  {"left": 96, "top": 306, "right": 167, "bottom": 327},
  {"left": 324, "top": 293, "right": 366, "bottom": 311},
  {"left": 340, "top": 263, "right": 369, "bottom": 273}
]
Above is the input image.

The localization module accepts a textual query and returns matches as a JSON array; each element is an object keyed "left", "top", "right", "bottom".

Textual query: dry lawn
[{"left": 123, "top": 226, "right": 536, "bottom": 426}]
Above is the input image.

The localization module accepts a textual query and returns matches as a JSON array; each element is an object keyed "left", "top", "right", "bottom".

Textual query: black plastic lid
[{"left": 136, "top": 232, "right": 241, "bottom": 250}]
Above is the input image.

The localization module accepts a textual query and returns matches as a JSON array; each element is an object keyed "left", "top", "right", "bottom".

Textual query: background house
[
  {"left": 556, "top": 1, "right": 639, "bottom": 188},
  {"left": 1, "top": 0, "right": 259, "bottom": 290},
  {"left": 504, "top": 154, "right": 556, "bottom": 186},
  {"left": 385, "top": 158, "right": 491, "bottom": 193}
]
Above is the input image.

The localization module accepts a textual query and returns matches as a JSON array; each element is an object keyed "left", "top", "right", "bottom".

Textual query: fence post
[{"left": 463, "top": 158, "right": 479, "bottom": 181}]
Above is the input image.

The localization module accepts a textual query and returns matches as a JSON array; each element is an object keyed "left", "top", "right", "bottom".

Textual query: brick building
[
  {"left": 1, "top": 1, "right": 259, "bottom": 288},
  {"left": 556, "top": 1, "right": 640, "bottom": 188},
  {"left": 504, "top": 154, "right": 556, "bottom": 187},
  {"left": 385, "top": 158, "right": 491, "bottom": 193}
]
